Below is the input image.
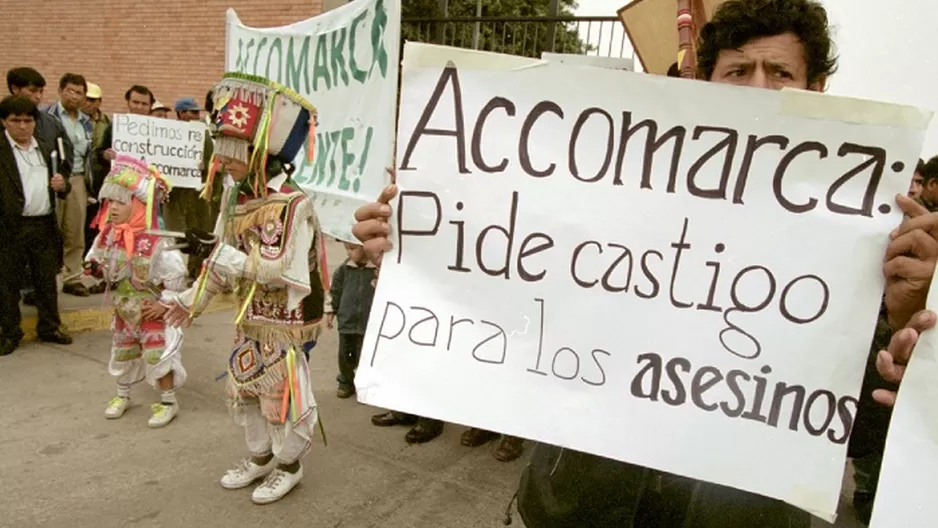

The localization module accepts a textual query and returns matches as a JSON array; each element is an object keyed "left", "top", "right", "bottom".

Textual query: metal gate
[{"left": 401, "top": 15, "right": 629, "bottom": 59}]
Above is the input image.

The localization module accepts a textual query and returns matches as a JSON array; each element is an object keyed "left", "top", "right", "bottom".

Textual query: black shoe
[
  {"left": 63, "top": 283, "right": 90, "bottom": 297},
  {"left": 0, "top": 338, "right": 17, "bottom": 356},
  {"left": 337, "top": 385, "right": 355, "bottom": 399},
  {"left": 405, "top": 424, "right": 443, "bottom": 444},
  {"left": 371, "top": 411, "right": 418, "bottom": 427},
  {"left": 38, "top": 329, "right": 73, "bottom": 345},
  {"left": 22, "top": 291, "right": 36, "bottom": 306},
  {"left": 88, "top": 282, "right": 107, "bottom": 295}
]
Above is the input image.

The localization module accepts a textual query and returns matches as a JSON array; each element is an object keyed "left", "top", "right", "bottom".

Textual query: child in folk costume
[
  {"left": 164, "top": 72, "right": 328, "bottom": 505},
  {"left": 85, "top": 155, "right": 187, "bottom": 428}
]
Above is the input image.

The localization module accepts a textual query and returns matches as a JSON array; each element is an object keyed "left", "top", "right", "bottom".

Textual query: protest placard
[
  {"left": 224, "top": 0, "right": 400, "bottom": 242},
  {"left": 111, "top": 113, "right": 206, "bottom": 189},
  {"left": 355, "top": 43, "right": 932, "bottom": 521}
]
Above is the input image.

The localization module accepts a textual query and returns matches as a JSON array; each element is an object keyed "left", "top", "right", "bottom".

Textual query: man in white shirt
[{"left": 0, "top": 95, "right": 74, "bottom": 356}]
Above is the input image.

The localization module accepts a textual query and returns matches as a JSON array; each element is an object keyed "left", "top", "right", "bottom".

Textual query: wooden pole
[{"left": 677, "top": 0, "right": 695, "bottom": 78}]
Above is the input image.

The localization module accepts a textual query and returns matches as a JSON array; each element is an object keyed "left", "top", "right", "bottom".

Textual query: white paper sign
[
  {"left": 870, "top": 271, "right": 938, "bottom": 527},
  {"left": 111, "top": 113, "right": 206, "bottom": 190},
  {"left": 224, "top": 0, "right": 401, "bottom": 242},
  {"left": 356, "top": 44, "right": 932, "bottom": 521}
]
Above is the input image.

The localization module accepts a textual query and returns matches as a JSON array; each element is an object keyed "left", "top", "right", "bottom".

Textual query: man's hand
[
  {"left": 884, "top": 195, "right": 938, "bottom": 329},
  {"left": 163, "top": 302, "right": 192, "bottom": 328},
  {"left": 351, "top": 167, "right": 398, "bottom": 266},
  {"left": 325, "top": 313, "right": 335, "bottom": 329},
  {"left": 874, "top": 309, "right": 937, "bottom": 406},
  {"left": 142, "top": 300, "right": 169, "bottom": 321},
  {"left": 50, "top": 173, "right": 66, "bottom": 192},
  {"left": 104, "top": 148, "right": 117, "bottom": 161}
]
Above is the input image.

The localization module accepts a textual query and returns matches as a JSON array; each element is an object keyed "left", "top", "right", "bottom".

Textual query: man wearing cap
[
  {"left": 150, "top": 101, "right": 170, "bottom": 119},
  {"left": 162, "top": 97, "right": 214, "bottom": 281}
]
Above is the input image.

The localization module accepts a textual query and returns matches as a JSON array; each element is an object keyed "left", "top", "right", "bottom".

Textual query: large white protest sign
[
  {"left": 111, "top": 113, "right": 206, "bottom": 190},
  {"left": 356, "top": 43, "right": 932, "bottom": 521},
  {"left": 870, "top": 273, "right": 938, "bottom": 528},
  {"left": 224, "top": 0, "right": 400, "bottom": 242}
]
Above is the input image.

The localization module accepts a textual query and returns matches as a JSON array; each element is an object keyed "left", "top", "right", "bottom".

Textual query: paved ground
[{"left": 0, "top": 239, "right": 868, "bottom": 528}]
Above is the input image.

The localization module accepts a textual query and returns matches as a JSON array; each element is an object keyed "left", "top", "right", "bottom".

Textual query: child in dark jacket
[{"left": 326, "top": 242, "right": 378, "bottom": 398}]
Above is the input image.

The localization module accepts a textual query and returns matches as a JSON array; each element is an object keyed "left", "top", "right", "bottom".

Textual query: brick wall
[{"left": 0, "top": 0, "right": 323, "bottom": 115}]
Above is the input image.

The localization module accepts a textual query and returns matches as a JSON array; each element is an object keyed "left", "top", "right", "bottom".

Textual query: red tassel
[{"left": 307, "top": 118, "right": 316, "bottom": 163}]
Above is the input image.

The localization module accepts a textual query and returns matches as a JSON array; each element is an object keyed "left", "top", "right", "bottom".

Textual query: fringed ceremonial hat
[
  {"left": 206, "top": 72, "right": 318, "bottom": 197},
  {"left": 96, "top": 154, "right": 171, "bottom": 230}
]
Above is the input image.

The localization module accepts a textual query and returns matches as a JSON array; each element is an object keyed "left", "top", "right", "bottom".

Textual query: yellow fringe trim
[
  {"left": 227, "top": 201, "right": 287, "bottom": 240},
  {"left": 239, "top": 322, "right": 322, "bottom": 350}
]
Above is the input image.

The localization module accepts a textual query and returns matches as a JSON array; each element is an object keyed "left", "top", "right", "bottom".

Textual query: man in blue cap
[{"left": 163, "top": 96, "right": 214, "bottom": 282}]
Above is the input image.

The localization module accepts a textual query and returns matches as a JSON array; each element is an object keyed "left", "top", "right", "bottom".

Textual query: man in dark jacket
[
  {"left": 0, "top": 95, "right": 74, "bottom": 356},
  {"left": 6, "top": 67, "right": 73, "bottom": 306},
  {"left": 512, "top": 2, "right": 891, "bottom": 527},
  {"left": 350, "top": 0, "right": 935, "bottom": 526}
]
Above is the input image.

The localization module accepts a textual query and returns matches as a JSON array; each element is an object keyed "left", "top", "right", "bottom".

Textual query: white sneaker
[
  {"left": 105, "top": 396, "right": 129, "bottom": 419},
  {"left": 251, "top": 466, "right": 303, "bottom": 505},
  {"left": 147, "top": 403, "right": 178, "bottom": 428},
  {"left": 220, "top": 458, "right": 277, "bottom": 490}
]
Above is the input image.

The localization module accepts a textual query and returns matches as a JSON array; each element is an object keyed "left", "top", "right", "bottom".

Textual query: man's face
[
  {"left": 3, "top": 114, "right": 36, "bottom": 144},
  {"left": 909, "top": 170, "right": 924, "bottom": 199},
  {"left": 60, "top": 83, "right": 85, "bottom": 112},
  {"left": 177, "top": 109, "right": 200, "bottom": 122},
  {"left": 709, "top": 32, "right": 820, "bottom": 92},
  {"left": 82, "top": 97, "right": 101, "bottom": 116},
  {"left": 11, "top": 85, "right": 43, "bottom": 106},
  {"left": 127, "top": 91, "right": 151, "bottom": 115}
]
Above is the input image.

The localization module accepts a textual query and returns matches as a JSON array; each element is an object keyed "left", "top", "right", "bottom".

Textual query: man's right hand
[
  {"left": 104, "top": 148, "right": 117, "bottom": 161},
  {"left": 352, "top": 168, "right": 398, "bottom": 266},
  {"left": 884, "top": 195, "right": 938, "bottom": 329}
]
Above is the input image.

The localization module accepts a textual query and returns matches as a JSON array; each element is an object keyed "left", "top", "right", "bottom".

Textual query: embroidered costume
[
  {"left": 85, "top": 155, "right": 187, "bottom": 428},
  {"left": 168, "top": 72, "right": 327, "bottom": 505}
]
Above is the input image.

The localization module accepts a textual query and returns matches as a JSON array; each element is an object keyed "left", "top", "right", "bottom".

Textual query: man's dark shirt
[{"left": 34, "top": 112, "right": 73, "bottom": 176}]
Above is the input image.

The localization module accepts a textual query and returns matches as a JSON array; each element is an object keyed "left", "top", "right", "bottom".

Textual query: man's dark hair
[
  {"left": 59, "top": 73, "right": 87, "bottom": 91},
  {"left": 125, "top": 85, "right": 154, "bottom": 104},
  {"left": 6, "top": 67, "right": 46, "bottom": 94},
  {"left": 916, "top": 158, "right": 926, "bottom": 174},
  {"left": 204, "top": 89, "right": 214, "bottom": 113},
  {"left": 0, "top": 95, "right": 39, "bottom": 120},
  {"left": 666, "top": 62, "right": 681, "bottom": 78},
  {"left": 696, "top": 0, "right": 838, "bottom": 86},
  {"left": 921, "top": 156, "right": 938, "bottom": 185}
]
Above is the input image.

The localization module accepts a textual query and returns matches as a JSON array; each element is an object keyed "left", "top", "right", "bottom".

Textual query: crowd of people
[
  {"left": 0, "top": 67, "right": 220, "bottom": 357},
  {"left": 0, "top": 0, "right": 935, "bottom": 525}
]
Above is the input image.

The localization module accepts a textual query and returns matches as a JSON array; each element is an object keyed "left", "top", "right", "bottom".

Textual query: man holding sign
[{"left": 352, "top": 0, "right": 935, "bottom": 526}]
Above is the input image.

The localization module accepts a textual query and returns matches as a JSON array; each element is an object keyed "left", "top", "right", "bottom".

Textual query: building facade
[{"left": 0, "top": 0, "right": 336, "bottom": 114}]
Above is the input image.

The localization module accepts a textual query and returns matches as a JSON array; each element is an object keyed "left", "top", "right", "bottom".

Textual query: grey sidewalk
[{"left": 2, "top": 240, "right": 866, "bottom": 528}]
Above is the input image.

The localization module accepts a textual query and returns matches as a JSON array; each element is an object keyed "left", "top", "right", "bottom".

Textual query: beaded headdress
[
  {"left": 205, "top": 72, "right": 318, "bottom": 198},
  {"left": 95, "top": 154, "right": 171, "bottom": 230}
]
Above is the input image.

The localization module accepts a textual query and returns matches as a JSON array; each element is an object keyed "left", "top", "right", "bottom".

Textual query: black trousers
[
  {"left": 337, "top": 333, "right": 364, "bottom": 388},
  {"left": 0, "top": 215, "right": 62, "bottom": 341}
]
